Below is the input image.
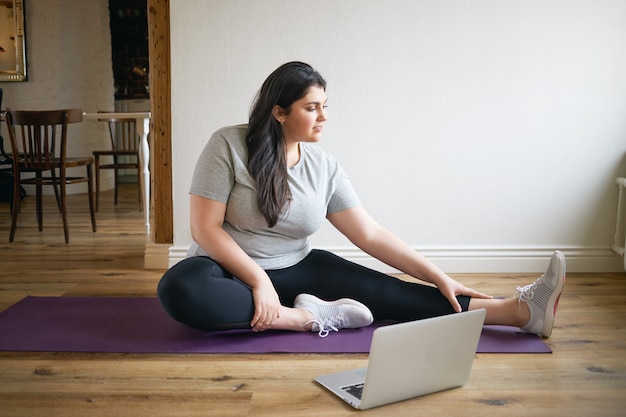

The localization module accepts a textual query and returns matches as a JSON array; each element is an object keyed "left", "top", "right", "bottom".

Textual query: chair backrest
[
  {"left": 5, "top": 108, "right": 83, "bottom": 171},
  {"left": 97, "top": 114, "right": 139, "bottom": 152}
]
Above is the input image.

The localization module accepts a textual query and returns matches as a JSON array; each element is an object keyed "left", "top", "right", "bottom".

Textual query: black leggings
[{"left": 157, "top": 249, "right": 471, "bottom": 331}]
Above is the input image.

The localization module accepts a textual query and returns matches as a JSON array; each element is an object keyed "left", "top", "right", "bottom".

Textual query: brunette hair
[{"left": 246, "top": 62, "right": 326, "bottom": 227}]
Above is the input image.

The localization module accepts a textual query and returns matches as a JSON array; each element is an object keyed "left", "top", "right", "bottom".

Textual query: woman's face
[{"left": 278, "top": 86, "right": 328, "bottom": 145}]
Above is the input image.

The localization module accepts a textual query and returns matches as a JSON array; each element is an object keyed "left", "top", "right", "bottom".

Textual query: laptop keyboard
[{"left": 342, "top": 383, "right": 364, "bottom": 399}]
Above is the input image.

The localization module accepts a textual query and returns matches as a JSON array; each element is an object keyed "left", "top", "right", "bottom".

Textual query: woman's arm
[
  {"left": 327, "top": 206, "right": 491, "bottom": 311},
  {"left": 190, "top": 194, "right": 281, "bottom": 330}
]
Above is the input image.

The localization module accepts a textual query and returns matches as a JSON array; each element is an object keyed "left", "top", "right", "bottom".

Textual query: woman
[{"left": 158, "top": 61, "right": 565, "bottom": 338}]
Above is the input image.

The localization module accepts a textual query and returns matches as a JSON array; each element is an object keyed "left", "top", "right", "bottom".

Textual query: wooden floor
[{"left": 0, "top": 185, "right": 625, "bottom": 417}]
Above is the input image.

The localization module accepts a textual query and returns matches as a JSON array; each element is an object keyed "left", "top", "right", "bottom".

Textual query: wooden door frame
[{"left": 147, "top": 0, "right": 172, "bottom": 245}]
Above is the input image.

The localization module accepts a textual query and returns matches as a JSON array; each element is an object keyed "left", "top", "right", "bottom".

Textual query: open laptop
[{"left": 315, "top": 308, "right": 486, "bottom": 410}]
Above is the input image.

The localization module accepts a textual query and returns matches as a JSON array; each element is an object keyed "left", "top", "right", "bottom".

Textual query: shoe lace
[
  {"left": 303, "top": 318, "right": 343, "bottom": 338},
  {"left": 515, "top": 274, "right": 545, "bottom": 303}
]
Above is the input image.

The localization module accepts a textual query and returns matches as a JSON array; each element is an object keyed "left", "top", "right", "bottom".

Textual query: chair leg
[
  {"left": 51, "top": 168, "right": 62, "bottom": 211},
  {"left": 114, "top": 167, "right": 119, "bottom": 205},
  {"left": 59, "top": 179, "right": 69, "bottom": 244},
  {"left": 94, "top": 155, "right": 100, "bottom": 212},
  {"left": 9, "top": 173, "right": 21, "bottom": 242},
  {"left": 35, "top": 176, "right": 43, "bottom": 232},
  {"left": 87, "top": 164, "right": 97, "bottom": 233}
]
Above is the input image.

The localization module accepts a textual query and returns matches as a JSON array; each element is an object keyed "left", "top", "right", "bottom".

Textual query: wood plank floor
[{"left": 0, "top": 185, "right": 625, "bottom": 416}]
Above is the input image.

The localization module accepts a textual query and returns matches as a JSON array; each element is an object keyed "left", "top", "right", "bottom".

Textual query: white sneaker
[
  {"left": 294, "top": 294, "right": 374, "bottom": 338},
  {"left": 515, "top": 251, "right": 566, "bottom": 338}
]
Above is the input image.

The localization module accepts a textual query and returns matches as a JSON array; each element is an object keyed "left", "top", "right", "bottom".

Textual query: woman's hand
[
  {"left": 250, "top": 282, "right": 282, "bottom": 332},
  {"left": 435, "top": 275, "right": 493, "bottom": 312}
]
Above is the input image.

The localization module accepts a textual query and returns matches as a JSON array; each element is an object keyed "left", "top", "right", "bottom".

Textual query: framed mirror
[{"left": 0, "top": 0, "right": 26, "bottom": 82}]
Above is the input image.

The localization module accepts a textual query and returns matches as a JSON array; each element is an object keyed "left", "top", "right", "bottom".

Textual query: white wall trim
[{"left": 163, "top": 245, "right": 623, "bottom": 273}]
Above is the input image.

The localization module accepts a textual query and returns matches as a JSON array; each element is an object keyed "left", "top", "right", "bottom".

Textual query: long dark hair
[{"left": 246, "top": 62, "right": 326, "bottom": 227}]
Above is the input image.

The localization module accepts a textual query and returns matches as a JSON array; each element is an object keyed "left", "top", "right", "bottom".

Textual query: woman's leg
[
  {"left": 157, "top": 256, "right": 255, "bottom": 330},
  {"left": 470, "top": 251, "right": 565, "bottom": 337},
  {"left": 157, "top": 255, "right": 368, "bottom": 333},
  {"left": 468, "top": 297, "right": 529, "bottom": 327},
  {"left": 270, "top": 249, "right": 565, "bottom": 337},
  {"left": 269, "top": 250, "right": 469, "bottom": 321}
]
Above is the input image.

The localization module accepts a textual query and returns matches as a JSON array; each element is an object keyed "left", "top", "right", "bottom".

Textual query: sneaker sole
[
  {"left": 293, "top": 294, "right": 374, "bottom": 324},
  {"left": 294, "top": 294, "right": 371, "bottom": 310},
  {"left": 542, "top": 251, "right": 566, "bottom": 337}
]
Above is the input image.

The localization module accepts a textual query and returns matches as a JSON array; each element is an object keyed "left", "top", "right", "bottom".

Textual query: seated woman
[{"left": 158, "top": 62, "right": 565, "bottom": 338}]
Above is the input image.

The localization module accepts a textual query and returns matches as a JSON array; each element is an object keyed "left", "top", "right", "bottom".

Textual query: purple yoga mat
[{"left": 0, "top": 296, "right": 551, "bottom": 354}]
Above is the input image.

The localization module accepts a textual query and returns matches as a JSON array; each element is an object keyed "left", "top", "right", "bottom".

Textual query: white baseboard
[
  {"left": 163, "top": 245, "right": 624, "bottom": 273},
  {"left": 166, "top": 246, "right": 189, "bottom": 269},
  {"left": 332, "top": 247, "right": 623, "bottom": 273}
]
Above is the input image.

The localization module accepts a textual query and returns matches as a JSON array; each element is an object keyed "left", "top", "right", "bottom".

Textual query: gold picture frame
[{"left": 0, "top": 0, "right": 26, "bottom": 82}]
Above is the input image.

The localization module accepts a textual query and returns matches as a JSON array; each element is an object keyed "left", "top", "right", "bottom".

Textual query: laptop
[{"left": 315, "top": 308, "right": 486, "bottom": 410}]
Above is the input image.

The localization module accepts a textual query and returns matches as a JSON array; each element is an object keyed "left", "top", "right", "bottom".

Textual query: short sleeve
[
  {"left": 189, "top": 129, "right": 238, "bottom": 203},
  {"left": 327, "top": 162, "right": 361, "bottom": 214}
]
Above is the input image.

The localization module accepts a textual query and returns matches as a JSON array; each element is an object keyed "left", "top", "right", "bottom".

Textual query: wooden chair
[
  {"left": 92, "top": 115, "right": 143, "bottom": 211},
  {"left": 5, "top": 108, "right": 97, "bottom": 243}
]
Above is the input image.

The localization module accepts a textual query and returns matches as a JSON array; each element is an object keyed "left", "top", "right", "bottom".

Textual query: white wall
[
  {"left": 170, "top": 0, "right": 626, "bottom": 273},
  {"left": 1, "top": 0, "right": 114, "bottom": 193}
]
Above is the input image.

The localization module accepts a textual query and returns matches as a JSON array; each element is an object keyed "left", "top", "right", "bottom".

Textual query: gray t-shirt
[{"left": 187, "top": 124, "right": 361, "bottom": 269}]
